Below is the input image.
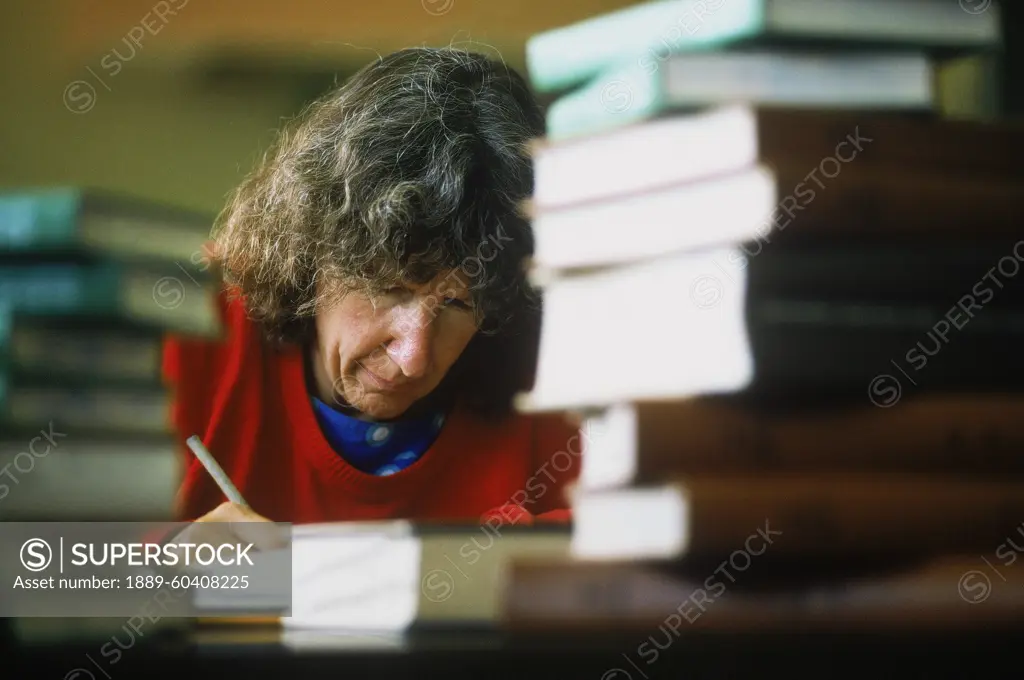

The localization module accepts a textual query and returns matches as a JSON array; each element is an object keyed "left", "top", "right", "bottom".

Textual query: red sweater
[{"left": 162, "top": 289, "right": 580, "bottom": 525}]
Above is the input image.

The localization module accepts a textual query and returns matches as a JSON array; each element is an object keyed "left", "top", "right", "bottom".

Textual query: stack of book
[
  {"left": 0, "top": 186, "right": 222, "bottom": 521},
  {"left": 504, "top": 0, "right": 1024, "bottom": 633},
  {"left": 528, "top": 0, "right": 1004, "bottom": 141}
]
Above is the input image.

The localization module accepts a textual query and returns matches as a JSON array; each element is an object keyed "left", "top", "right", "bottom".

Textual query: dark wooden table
[{"left": 6, "top": 621, "right": 1024, "bottom": 680}]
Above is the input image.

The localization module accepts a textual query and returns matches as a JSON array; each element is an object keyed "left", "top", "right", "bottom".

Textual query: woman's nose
[{"left": 387, "top": 302, "right": 435, "bottom": 378}]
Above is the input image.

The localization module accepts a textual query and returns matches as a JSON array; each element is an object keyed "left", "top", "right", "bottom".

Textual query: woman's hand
[
  {"left": 195, "top": 500, "right": 271, "bottom": 523},
  {"left": 480, "top": 503, "right": 573, "bottom": 527},
  {"left": 171, "top": 501, "right": 289, "bottom": 552}
]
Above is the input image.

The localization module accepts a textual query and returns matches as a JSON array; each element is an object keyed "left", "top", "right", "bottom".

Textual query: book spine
[
  {"left": 0, "top": 190, "right": 79, "bottom": 249},
  {"left": 526, "top": 0, "right": 758, "bottom": 93},
  {"left": 0, "top": 265, "right": 116, "bottom": 315},
  {"left": 503, "top": 560, "right": 1024, "bottom": 633},
  {"left": 677, "top": 476, "right": 1024, "bottom": 557},
  {"left": 503, "top": 564, "right": 706, "bottom": 629},
  {"left": 627, "top": 397, "right": 1024, "bottom": 478},
  {"left": 761, "top": 165, "right": 1024, "bottom": 243},
  {"left": 756, "top": 108, "right": 1024, "bottom": 180},
  {"left": 749, "top": 322, "right": 1024, "bottom": 394},
  {"left": 544, "top": 62, "right": 665, "bottom": 141}
]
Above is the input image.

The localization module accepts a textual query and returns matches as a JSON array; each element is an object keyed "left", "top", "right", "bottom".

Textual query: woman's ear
[{"left": 199, "top": 239, "right": 222, "bottom": 276}]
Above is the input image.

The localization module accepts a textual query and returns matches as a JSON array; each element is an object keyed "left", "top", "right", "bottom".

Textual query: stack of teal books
[
  {"left": 0, "top": 186, "right": 221, "bottom": 520},
  {"left": 527, "top": 0, "right": 1002, "bottom": 141},
  {"left": 522, "top": 0, "right": 1007, "bottom": 281}
]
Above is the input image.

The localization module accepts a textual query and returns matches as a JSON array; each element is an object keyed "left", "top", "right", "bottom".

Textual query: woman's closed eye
[{"left": 441, "top": 296, "right": 472, "bottom": 311}]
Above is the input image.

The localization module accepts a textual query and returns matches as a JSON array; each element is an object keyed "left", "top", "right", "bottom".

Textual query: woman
[{"left": 166, "top": 47, "right": 581, "bottom": 529}]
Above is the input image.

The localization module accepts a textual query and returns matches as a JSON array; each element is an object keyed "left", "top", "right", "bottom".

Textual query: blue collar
[{"left": 310, "top": 397, "right": 448, "bottom": 475}]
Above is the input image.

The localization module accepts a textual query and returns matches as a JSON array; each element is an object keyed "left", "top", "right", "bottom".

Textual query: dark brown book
[
  {"left": 502, "top": 557, "right": 1024, "bottom": 633},
  {"left": 528, "top": 163, "right": 1024, "bottom": 273},
  {"left": 531, "top": 105, "right": 1024, "bottom": 211},
  {"left": 580, "top": 396, "right": 1024, "bottom": 490},
  {"left": 764, "top": 163, "right": 1024, "bottom": 244},
  {"left": 572, "top": 475, "right": 1024, "bottom": 561}
]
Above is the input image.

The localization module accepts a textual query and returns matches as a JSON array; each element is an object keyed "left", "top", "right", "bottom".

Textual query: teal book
[
  {"left": 0, "top": 262, "right": 222, "bottom": 338},
  {"left": 0, "top": 305, "right": 8, "bottom": 372},
  {"left": 545, "top": 49, "right": 935, "bottom": 141},
  {"left": 526, "top": 0, "right": 1002, "bottom": 94},
  {"left": 0, "top": 186, "right": 213, "bottom": 266}
]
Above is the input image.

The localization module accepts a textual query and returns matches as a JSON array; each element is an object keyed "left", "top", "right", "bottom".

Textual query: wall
[
  {"left": 1, "top": 0, "right": 1016, "bottom": 216},
  {"left": 0, "top": 0, "right": 310, "bottom": 215}
]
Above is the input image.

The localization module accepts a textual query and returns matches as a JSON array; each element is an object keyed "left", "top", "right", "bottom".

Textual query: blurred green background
[{"left": 0, "top": 0, "right": 1019, "bottom": 217}]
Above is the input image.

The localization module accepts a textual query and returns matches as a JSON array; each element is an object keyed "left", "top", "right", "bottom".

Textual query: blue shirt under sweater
[{"left": 310, "top": 397, "right": 448, "bottom": 476}]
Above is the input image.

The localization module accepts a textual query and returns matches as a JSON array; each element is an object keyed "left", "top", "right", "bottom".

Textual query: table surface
[{"left": 7, "top": 622, "right": 1024, "bottom": 680}]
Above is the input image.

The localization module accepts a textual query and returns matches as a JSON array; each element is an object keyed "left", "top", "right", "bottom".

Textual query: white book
[
  {"left": 517, "top": 247, "right": 753, "bottom": 412},
  {"left": 571, "top": 475, "right": 1024, "bottom": 561},
  {"left": 533, "top": 104, "right": 762, "bottom": 211},
  {"left": 577, "top": 403, "right": 644, "bottom": 491},
  {"left": 193, "top": 521, "right": 570, "bottom": 630},
  {"left": 530, "top": 166, "right": 776, "bottom": 272}
]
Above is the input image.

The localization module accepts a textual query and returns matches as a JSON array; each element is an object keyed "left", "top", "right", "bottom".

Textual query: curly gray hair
[{"left": 212, "top": 46, "right": 545, "bottom": 417}]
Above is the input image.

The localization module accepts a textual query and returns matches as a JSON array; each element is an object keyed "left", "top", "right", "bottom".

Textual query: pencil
[{"left": 185, "top": 435, "right": 250, "bottom": 509}]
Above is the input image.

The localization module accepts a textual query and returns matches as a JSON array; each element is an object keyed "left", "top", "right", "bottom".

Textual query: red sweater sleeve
[
  {"left": 162, "top": 288, "right": 235, "bottom": 521},
  {"left": 527, "top": 413, "right": 582, "bottom": 519},
  {"left": 163, "top": 334, "right": 211, "bottom": 521},
  {"left": 478, "top": 414, "right": 580, "bottom": 526}
]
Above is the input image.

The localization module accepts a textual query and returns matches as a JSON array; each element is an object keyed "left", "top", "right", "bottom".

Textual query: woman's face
[{"left": 312, "top": 271, "right": 479, "bottom": 420}]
